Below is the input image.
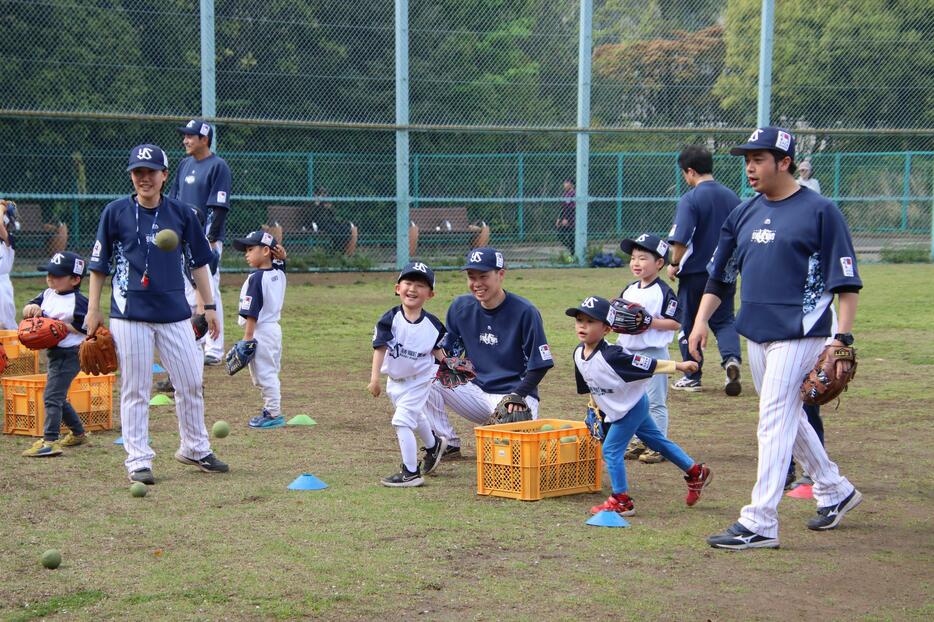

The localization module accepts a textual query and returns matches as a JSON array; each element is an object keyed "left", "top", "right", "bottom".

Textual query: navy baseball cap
[
  {"left": 397, "top": 261, "right": 435, "bottom": 289},
  {"left": 729, "top": 126, "right": 796, "bottom": 159},
  {"left": 39, "top": 251, "right": 86, "bottom": 277},
  {"left": 232, "top": 230, "right": 277, "bottom": 251},
  {"left": 127, "top": 144, "right": 169, "bottom": 171},
  {"left": 178, "top": 119, "right": 213, "bottom": 142},
  {"left": 462, "top": 247, "right": 505, "bottom": 272},
  {"left": 620, "top": 233, "right": 670, "bottom": 262},
  {"left": 565, "top": 295, "right": 616, "bottom": 326}
]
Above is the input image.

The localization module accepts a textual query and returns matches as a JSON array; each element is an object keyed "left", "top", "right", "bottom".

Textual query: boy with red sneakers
[{"left": 567, "top": 295, "right": 712, "bottom": 516}]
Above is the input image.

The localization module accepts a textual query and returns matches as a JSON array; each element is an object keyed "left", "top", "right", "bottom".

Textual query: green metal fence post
[
  {"left": 902, "top": 153, "right": 912, "bottom": 231},
  {"left": 517, "top": 153, "right": 525, "bottom": 241},
  {"left": 615, "top": 153, "right": 623, "bottom": 236},
  {"left": 306, "top": 154, "right": 314, "bottom": 198},
  {"left": 833, "top": 153, "right": 842, "bottom": 203}
]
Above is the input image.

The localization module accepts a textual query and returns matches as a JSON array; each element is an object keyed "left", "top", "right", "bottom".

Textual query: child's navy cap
[
  {"left": 729, "top": 126, "right": 796, "bottom": 159},
  {"left": 127, "top": 144, "right": 169, "bottom": 171},
  {"left": 565, "top": 295, "right": 616, "bottom": 325},
  {"left": 39, "top": 251, "right": 86, "bottom": 277},
  {"left": 462, "top": 247, "right": 505, "bottom": 271},
  {"left": 178, "top": 119, "right": 214, "bottom": 142},
  {"left": 397, "top": 261, "right": 435, "bottom": 289},
  {"left": 620, "top": 233, "right": 669, "bottom": 262},
  {"left": 232, "top": 230, "right": 276, "bottom": 251}
]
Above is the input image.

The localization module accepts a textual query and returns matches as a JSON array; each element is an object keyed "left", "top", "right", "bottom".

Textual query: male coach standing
[
  {"left": 667, "top": 146, "right": 742, "bottom": 395},
  {"left": 425, "top": 247, "right": 554, "bottom": 457},
  {"left": 171, "top": 120, "right": 232, "bottom": 365},
  {"left": 689, "top": 127, "right": 862, "bottom": 550}
]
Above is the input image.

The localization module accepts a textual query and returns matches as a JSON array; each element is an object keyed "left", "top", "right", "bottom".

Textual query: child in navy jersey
[
  {"left": 231, "top": 230, "right": 288, "bottom": 429},
  {"left": 20, "top": 252, "right": 88, "bottom": 457},
  {"left": 369, "top": 262, "right": 448, "bottom": 487},
  {"left": 615, "top": 233, "right": 682, "bottom": 464},
  {"left": 568, "top": 295, "right": 711, "bottom": 517}
]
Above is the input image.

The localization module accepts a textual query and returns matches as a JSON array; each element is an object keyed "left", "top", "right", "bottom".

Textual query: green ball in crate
[
  {"left": 41, "top": 549, "right": 61, "bottom": 569},
  {"left": 559, "top": 423, "right": 573, "bottom": 430},
  {"left": 540, "top": 424, "right": 554, "bottom": 432},
  {"left": 130, "top": 482, "right": 148, "bottom": 498},
  {"left": 560, "top": 435, "right": 577, "bottom": 444}
]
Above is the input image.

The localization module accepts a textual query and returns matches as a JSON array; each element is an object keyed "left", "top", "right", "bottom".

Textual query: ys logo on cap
[
  {"left": 581, "top": 297, "right": 597, "bottom": 308},
  {"left": 411, "top": 262, "right": 428, "bottom": 273},
  {"left": 470, "top": 251, "right": 483, "bottom": 263},
  {"left": 137, "top": 147, "right": 153, "bottom": 160}
]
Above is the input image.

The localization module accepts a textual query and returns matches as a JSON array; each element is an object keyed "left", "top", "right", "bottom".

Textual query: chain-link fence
[{"left": 2, "top": 0, "right": 932, "bottom": 273}]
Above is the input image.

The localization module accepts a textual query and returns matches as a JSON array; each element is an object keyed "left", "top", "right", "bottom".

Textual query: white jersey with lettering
[{"left": 573, "top": 340, "right": 660, "bottom": 423}]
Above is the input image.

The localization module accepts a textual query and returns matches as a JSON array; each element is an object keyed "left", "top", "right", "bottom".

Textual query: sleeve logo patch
[
  {"left": 656, "top": 240, "right": 669, "bottom": 256},
  {"left": 239, "top": 295, "right": 252, "bottom": 310},
  {"left": 216, "top": 191, "right": 227, "bottom": 203},
  {"left": 666, "top": 299, "right": 678, "bottom": 316},
  {"left": 632, "top": 354, "right": 652, "bottom": 370},
  {"left": 840, "top": 256, "right": 854, "bottom": 277},
  {"left": 91, "top": 240, "right": 102, "bottom": 261},
  {"left": 539, "top": 344, "right": 553, "bottom": 361}
]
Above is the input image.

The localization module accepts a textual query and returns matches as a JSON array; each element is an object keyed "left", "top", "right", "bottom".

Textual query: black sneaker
[
  {"left": 381, "top": 464, "right": 424, "bottom": 487},
  {"left": 154, "top": 378, "right": 174, "bottom": 393},
  {"left": 421, "top": 433, "right": 448, "bottom": 475},
  {"left": 784, "top": 468, "right": 797, "bottom": 491},
  {"left": 442, "top": 445, "right": 462, "bottom": 459},
  {"left": 707, "top": 522, "right": 779, "bottom": 550},
  {"left": 129, "top": 468, "right": 155, "bottom": 485},
  {"left": 807, "top": 489, "right": 862, "bottom": 530},
  {"left": 174, "top": 451, "right": 229, "bottom": 473}
]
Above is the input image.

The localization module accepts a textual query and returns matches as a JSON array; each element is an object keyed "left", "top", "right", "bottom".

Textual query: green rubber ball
[
  {"left": 212, "top": 420, "right": 230, "bottom": 438},
  {"left": 130, "top": 482, "right": 148, "bottom": 498},
  {"left": 41, "top": 549, "right": 61, "bottom": 569}
]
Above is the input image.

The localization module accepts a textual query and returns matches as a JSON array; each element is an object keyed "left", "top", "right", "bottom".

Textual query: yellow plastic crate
[
  {"left": 475, "top": 418, "right": 603, "bottom": 501},
  {"left": 0, "top": 329, "right": 40, "bottom": 377},
  {"left": 2, "top": 372, "right": 115, "bottom": 437}
]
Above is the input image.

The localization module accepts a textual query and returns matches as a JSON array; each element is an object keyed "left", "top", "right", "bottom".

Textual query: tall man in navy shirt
[
  {"left": 425, "top": 247, "right": 554, "bottom": 457},
  {"left": 170, "top": 120, "right": 232, "bottom": 365},
  {"left": 667, "top": 146, "right": 742, "bottom": 395},
  {"left": 689, "top": 127, "right": 862, "bottom": 550}
]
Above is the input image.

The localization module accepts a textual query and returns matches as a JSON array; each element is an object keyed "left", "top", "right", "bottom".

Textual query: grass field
[{"left": 1, "top": 264, "right": 932, "bottom": 621}]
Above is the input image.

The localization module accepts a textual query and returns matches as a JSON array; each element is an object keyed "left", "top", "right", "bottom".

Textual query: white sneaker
[{"left": 672, "top": 377, "right": 702, "bottom": 392}]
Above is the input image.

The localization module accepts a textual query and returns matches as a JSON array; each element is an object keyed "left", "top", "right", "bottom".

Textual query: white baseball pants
[
  {"left": 0, "top": 274, "right": 16, "bottom": 329},
  {"left": 739, "top": 337, "right": 855, "bottom": 538},
  {"left": 425, "top": 381, "right": 539, "bottom": 448},
  {"left": 247, "top": 322, "right": 282, "bottom": 417},
  {"left": 204, "top": 242, "right": 225, "bottom": 359},
  {"left": 386, "top": 375, "right": 436, "bottom": 472}
]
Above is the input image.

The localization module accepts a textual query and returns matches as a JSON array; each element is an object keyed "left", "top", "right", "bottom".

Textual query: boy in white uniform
[
  {"left": 615, "top": 234, "right": 681, "bottom": 464},
  {"left": 369, "top": 262, "right": 448, "bottom": 487},
  {"left": 231, "top": 231, "right": 287, "bottom": 429}
]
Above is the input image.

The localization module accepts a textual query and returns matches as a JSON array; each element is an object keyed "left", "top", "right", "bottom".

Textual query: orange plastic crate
[
  {"left": 475, "top": 418, "right": 603, "bottom": 501},
  {"left": 0, "top": 330, "right": 40, "bottom": 377},
  {"left": 2, "top": 372, "right": 115, "bottom": 436}
]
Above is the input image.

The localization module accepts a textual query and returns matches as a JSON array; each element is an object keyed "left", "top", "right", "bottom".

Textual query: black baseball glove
[
  {"left": 488, "top": 393, "right": 532, "bottom": 425},
  {"left": 610, "top": 298, "right": 653, "bottom": 335}
]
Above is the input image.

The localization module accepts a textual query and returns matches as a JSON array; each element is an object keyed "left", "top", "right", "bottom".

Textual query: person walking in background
[
  {"left": 667, "top": 146, "right": 743, "bottom": 395},
  {"left": 555, "top": 178, "right": 576, "bottom": 254},
  {"left": 797, "top": 159, "right": 821, "bottom": 194}
]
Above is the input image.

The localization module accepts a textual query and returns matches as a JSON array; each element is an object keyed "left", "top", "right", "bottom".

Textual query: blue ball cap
[
  {"left": 232, "top": 230, "right": 277, "bottom": 251},
  {"left": 397, "top": 261, "right": 435, "bottom": 289},
  {"left": 462, "top": 246, "right": 505, "bottom": 272},
  {"left": 620, "top": 233, "right": 670, "bottom": 262},
  {"left": 565, "top": 295, "right": 615, "bottom": 326},
  {"left": 729, "top": 126, "right": 796, "bottom": 159},
  {"left": 38, "top": 251, "right": 86, "bottom": 277},
  {"left": 178, "top": 119, "right": 214, "bottom": 142},
  {"left": 127, "top": 144, "right": 169, "bottom": 171}
]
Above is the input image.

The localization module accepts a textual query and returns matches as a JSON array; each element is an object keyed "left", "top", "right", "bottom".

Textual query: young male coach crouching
[{"left": 425, "top": 247, "right": 554, "bottom": 457}]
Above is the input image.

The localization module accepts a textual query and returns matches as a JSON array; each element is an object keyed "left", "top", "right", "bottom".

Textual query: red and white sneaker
[
  {"left": 590, "top": 493, "right": 636, "bottom": 516},
  {"left": 685, "top": 463, "right": 712, "bottom": 506}
]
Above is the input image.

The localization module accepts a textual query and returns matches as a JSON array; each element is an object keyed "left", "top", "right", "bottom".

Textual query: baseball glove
[
  {"left": 800, "top": 346, "right": 857, "bottom": 406},
  {"left": 609, "top": 298, "right": 652, "bottom": 335},
  {"left": 79, "top": 326, "right": 118, "bottom": 375},
  {"left": 18, "top": 317, "right": 70, "bottom": 350},
  {"left": 584, "top": 398, "right": 605, "bottom": 442},
  {"left": 488, "top": 393, "right": 532, "bottom": 425},
  {"left": 435, "top": 355, "right": 476, "bottom": 389},
  {"left": 191, "top": 313, "right": 208, "bottom": 340},
  {"left": 0, "top": 343, "right": 8, "bottom": 375},
  {"left": 225, "top": 339, "right": 257, "bottom": 376}
]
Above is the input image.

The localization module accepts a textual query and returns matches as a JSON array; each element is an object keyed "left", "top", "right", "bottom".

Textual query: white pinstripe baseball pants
[
  {"left": 425, "top": 381, "right": 540, "bottom": 448},
  {"left": 204, "top": 243, "right": 225, "bottom": 359},
  {"left": 111, "top": 318, "right": 212, "bottom": 473},
  {"left": 739, "top": 337, "right": 855, "bottom": 538}
]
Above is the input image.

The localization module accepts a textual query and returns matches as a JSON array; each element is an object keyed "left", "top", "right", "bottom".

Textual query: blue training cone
[
  {"left": 586, "top": 511, "right": 630, "bottom": 528},
  {"left": 113, "top": 436, "right": 151, "bottom": 445},
  {"left": 287, "top": 473, "right": 328, "bottom": 491},
  {"left": 152, "top": 363, "right": 166, "bottom": 373}
]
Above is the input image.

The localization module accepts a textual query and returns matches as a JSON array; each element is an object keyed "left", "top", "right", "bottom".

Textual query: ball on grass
[
  {"left": 212, "top": 420, "right": 230, "bottom": 438},
  {"left": 153, "top": 228, "right": 179, "bottom": 251},
  {"left": 130, "top": 482, "right": 148, "bottom": 498},
  {"left": 41, "top": 549, "right": 61, "bottom": 569}
]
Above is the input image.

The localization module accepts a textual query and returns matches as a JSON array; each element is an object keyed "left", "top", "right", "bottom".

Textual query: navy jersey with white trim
[
  {"left": 441, "top": 292, "right": 554, "bottom": 398},
  {"left": 372, "top": 306, "right": 445, "bottom": 379},
  {"left": 170, "top": 154, "right": 232, "bottom": 242},
  {"left": 706, "top": 187, "right": 862, "bottom": 342},
  {"left": 237, "top": 265, "right": 287, "bottom": 326},
  {"left": 669, "top": 181, "right": 741, "bottom": 275},
  {"left": 29, "top": 288, "right": 88, "bottom": 347},
  {"left": 573, "top": 340, "right": 657, "bottom": 423},
  {"left": 88, "top": 196, "right": 214, "bottom": 323}
]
